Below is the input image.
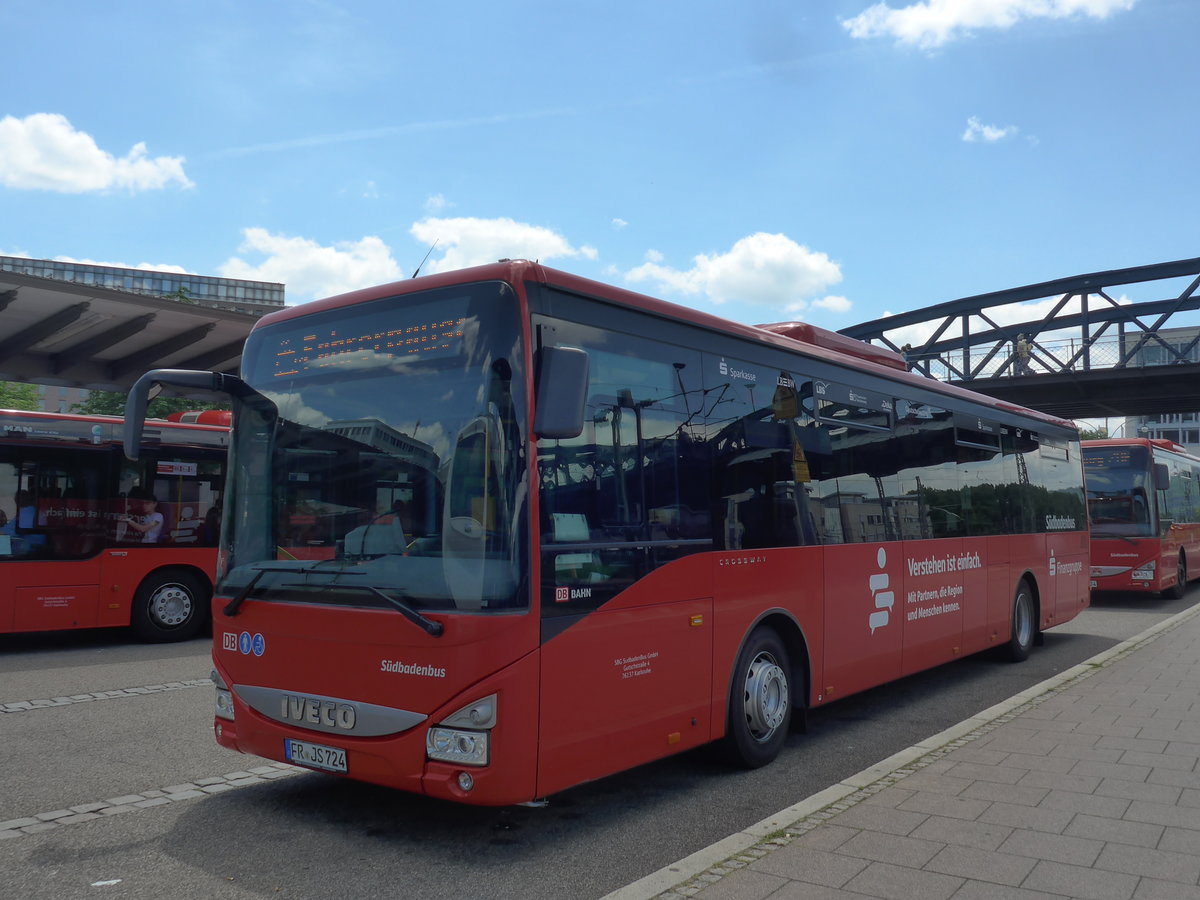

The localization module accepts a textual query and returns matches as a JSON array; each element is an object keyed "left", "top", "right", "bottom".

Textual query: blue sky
[{"left": 2, "top": 0, "right": 1196, "bottom": 340}]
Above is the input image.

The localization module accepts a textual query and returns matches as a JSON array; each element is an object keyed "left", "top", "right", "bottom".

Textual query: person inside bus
[
  {"left": 122, "top": 493, "right": 165, "bottom": 543},
  {"left": 13, "top": 490, "right": 37, "bottom": 529},
  {"left": 1, "top": 491, "right": 47, "bottom": 554},
  {"left": 202, "top": 502, "right": 221, "bottom": 545}
]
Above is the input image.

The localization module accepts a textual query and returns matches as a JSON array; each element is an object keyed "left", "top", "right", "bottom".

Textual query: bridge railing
[{"left": 906, "top": 335, "right": 1199, "bottom": 382}]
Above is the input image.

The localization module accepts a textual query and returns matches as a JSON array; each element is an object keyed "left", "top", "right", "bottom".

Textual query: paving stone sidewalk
[{"left": 618, "top": 603, "right": 1200, "bottom": 900}]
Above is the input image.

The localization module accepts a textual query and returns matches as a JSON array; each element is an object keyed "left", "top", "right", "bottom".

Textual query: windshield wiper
[
  {"left": 364, "top": 585, "right": 444, "bottom": 637},
  {"left": 224, "top": 568, "right": 266, "bottom": 617},
  {"left": 223, "top": 561, "right": 365, "bottom": 616}
]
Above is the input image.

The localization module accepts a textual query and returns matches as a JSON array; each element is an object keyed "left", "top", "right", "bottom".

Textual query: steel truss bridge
[{"left": 839, "top": 257, "right": 1200, "bottom": 420}]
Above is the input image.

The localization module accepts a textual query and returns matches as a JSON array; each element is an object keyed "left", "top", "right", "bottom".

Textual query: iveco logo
[{"left": 281, "top": 694, "right": 356, "bottom": 730}]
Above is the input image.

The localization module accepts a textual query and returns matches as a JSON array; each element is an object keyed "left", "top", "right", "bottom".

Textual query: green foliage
[
  {"left": 162, "top": 286, "right": 196, "bottom": 304},
  {"left": 1077, "top": 425, "right": 1109, "bottom": 441},
  {"left": 0, "top": 381, "right": 41, "bottom": 411},
  {"left": 71, "top": 389, "right": 229, "bottom": 419}
]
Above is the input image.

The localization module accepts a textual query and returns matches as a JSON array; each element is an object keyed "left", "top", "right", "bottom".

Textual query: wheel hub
[
  {"left": 743, "top": 652, "right": 788, "bottom": 742},
  {"left": 150, "top": 584, "right": 192, "bottom": 628}
]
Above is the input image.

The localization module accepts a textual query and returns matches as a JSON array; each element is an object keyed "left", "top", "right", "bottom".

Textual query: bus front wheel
[
  {"left": 1006, "top": 580, "right": 1036, "bottom": 663},
  {"left": 723, "top": 626, "right": 791, "bottom": 768},
  {"left": 1162, "top": 553, "right": 1187, "bottom": 600},
  {"left": 131, "top": 569, "right": 211, "bottom": 642}
]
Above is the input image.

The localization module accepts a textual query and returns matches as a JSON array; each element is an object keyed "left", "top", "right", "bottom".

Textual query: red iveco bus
[
  {"left": 124, "top": 260, "right": 1089, "bottom": 805},
  {"left": 1083, "top": 438, "right": 1200, "bottom": 598},
  {"left": 1, "top": 408, "right": 227, "bottom": 641}
]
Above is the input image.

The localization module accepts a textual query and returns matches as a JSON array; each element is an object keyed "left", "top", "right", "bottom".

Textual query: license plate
[{"left": 284, "top": 738, "right": 347, "bottom": 773}]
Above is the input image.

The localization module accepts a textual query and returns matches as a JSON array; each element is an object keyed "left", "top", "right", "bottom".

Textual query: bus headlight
[
  {"left": 212, "top": 669, "right": 235, "bottom": 721},
  {"left": 427, "top": 727, "right": 489, "bottom": 765},
  {"left": 426, "top": 694, "right": 496, "bottom": 766}
]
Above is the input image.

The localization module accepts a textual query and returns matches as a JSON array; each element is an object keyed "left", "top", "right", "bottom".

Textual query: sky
[{"left": 2, "top": 0, "right": 1197, "bottom": 344}]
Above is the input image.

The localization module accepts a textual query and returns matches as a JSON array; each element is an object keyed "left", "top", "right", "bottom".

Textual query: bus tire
[
  {"left": 723, "top": 626, "right": 791, "bottom": 768},
  {"left": 1006, "top": 579, "right": 1036, "bottom": 663},
  {"left": 1162, "top": 553, "right": 1186, "bottom": 600},
  {"left": 131, "top": 569, "right": 211, "bottom": 643}
]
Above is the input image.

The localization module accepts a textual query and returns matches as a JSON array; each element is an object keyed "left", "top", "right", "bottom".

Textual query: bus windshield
[
  {"left": 219, "top": 280, "right": 529, "bottom": 614},
  {"left": 1083, "top": 444, "right": 1155, "bottom": 537}
]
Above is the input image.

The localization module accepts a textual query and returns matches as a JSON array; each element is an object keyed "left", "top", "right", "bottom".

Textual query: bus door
[
  {"left": 1029, "top": 436, "right": 1088, "bottom": 625},
  {"left": 898, "top": 414, "right": 994, "bottom": 673},
  {"left": 810, "top": 386, "right": 906, "bottom": 697},
  {"left": 533, "top": 327, "right": 713, "bottom": 795}
]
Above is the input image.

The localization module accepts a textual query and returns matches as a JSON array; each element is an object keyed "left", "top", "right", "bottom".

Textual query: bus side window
[
  {"left": 707, "top": 360, "right": 822, "bottom": 549},
  {"left": 536, "top": 320, "right": 709, "bottom": 612},
  {"left": 808, "top": 390, "right": 897, "bottom": 544},
  {"left": 0, "top": 456, "right": 105, "bottom": 559}
]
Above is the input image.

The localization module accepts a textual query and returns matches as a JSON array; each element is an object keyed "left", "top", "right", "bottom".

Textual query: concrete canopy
[{"left": 0, "top": 270, "right": 261, "bottom": 394}]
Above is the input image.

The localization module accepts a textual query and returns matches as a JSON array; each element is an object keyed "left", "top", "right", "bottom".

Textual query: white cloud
[
  {"left": 612, "top": 218, "right": 629, "bottom": 230},
  {"left": 424, "top": 193, "right": 449, "bottom": 214},
  {"left": 218, "top": 228, "right": 403, "bottom": 303},
  {"left": 0, "top": 113, "right": 193, "bottom": 193},
  {"left": 409, "top": 216, "right": 597, "bottom": 274},
  {"left": 963, "top": 116, "right": 1019, "bottom": 142},
  {"left": 56, "top": 254, "right": 191, "bottom": 274},
  {"left": 625, "top": 233, "right": 844, "bottom": 313},
  {"left": 1, "top": 249, "right": 192, "bottom": 273},
  {"left": 810, "top": 295, "right": 854, "bottom": 313},
  {"left": 783, "top": 294, "right": 853, "bottom": 318},
  {"left": 842, "top": 0, "right": 1137, "bottom": 49}
]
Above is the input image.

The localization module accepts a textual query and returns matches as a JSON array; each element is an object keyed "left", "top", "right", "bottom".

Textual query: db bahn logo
[
  {"left": 554, "top": 586, "right": 592, "bottom": 602},
  {"left": 223, "top": 631, "right": 265, "bottom": 656}
]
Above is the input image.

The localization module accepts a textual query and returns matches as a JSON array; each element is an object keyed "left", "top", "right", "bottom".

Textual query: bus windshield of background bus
[
  {"left": 1083, "top": 445, "right": 1155, "bottom": 537},
  {"left": 219, "top": 281, "right": 529, "bottom": 614}
]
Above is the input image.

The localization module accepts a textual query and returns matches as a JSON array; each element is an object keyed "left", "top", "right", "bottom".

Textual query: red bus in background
[
  {"left": 1083, "top": 438, "right": 1200, "bottom": 598},
  {"left": 124, "top": 260, "right": 1089, "bottom": 805},
  {"left": 0, "top": 408, "right": 227, "bottom": 641}
]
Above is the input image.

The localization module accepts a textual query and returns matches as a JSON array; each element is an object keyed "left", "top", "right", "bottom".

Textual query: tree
[
  {"left": 72, "top": 389, "right": 229, "bottom": 419},
  {"left": 162, "top": 286, "right": 196, "bottom": 304},
  {"left": 0, "top": 381, "right": 42, "bottom": 411},
  {"left": 1077, "top": 425, "right": 1109, "bottom": 441}
]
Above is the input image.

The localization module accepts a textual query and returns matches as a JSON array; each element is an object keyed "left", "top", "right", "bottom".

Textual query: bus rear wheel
[
  {"left": 1005, "top": 579, "right": 1036, "bottom": 662},
  {"left": 1162, "top": 553, "right": 1187, "bottom": 600},
  {"left": 131, "top": 569, "right": 211, "bottom": 642},
  {"left": 723, "top": 626, "right": 791, "bottom": 768}
]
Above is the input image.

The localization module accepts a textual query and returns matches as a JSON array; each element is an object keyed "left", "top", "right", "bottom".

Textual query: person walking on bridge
[{"left": 1015, "top": 333, "right": 1031, "bottom": 374}]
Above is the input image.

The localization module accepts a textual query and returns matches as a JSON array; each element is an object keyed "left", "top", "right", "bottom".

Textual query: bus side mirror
[
  {"left": 123, "top": 368, "right": 251, "bottom": 460},
  {"left": 1154, "top": 463, "right": 1170, "bottom": 491},
  {"left": 533, "top": 346, "right": 589, "bottom": 440}
]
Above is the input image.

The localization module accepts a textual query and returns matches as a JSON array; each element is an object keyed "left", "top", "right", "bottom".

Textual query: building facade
[
  {"left": 1123, "top": 325, "right": 1200, "bottom": 454},
  {"left": 0, "top": 255, "right": 284, "bottom": 413},
  {"left": 0, "top": 255, "right": 284, "bottom": 316}
]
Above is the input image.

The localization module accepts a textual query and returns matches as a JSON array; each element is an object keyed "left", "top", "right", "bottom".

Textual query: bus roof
[
  {"left": 0, "top": 407, "right": 229, "bottom": 435},
  {"left": 253, "top": 259, "right": 1078, "bottom": 432},
  {"left": 1082, "top": 437, "right": 1199, "bottom": 459}
]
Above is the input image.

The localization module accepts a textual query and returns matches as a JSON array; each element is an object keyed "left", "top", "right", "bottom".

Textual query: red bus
[
  {"left": 1, "top": 408, "right": 227, "bottom": 641},
  {"left": 124, "top": 260, "right": 1089, "bottom": 805},
  {"left": 1083, "top": 437, "right": 1200, "bottom": 598}
]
